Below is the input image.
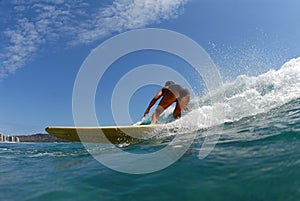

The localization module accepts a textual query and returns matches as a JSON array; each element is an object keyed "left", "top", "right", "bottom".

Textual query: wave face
[
  {"left": 153, "top": 57, "right": 300, "bottom": 131},
  {"left": 1, "top": 58, "right": 300, "bottom": 201}
]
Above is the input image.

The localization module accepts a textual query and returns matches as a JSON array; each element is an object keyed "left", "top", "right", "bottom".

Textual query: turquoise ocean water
[{"left": 1, "top": 57, "right": 300, "bottom": 201}]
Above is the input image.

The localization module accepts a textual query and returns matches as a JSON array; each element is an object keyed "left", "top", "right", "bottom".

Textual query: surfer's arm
[{"left": 144, "top": 89, "right": 163, "bottom": 116}]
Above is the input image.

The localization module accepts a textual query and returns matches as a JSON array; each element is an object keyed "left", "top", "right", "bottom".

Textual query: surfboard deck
[{"left": 45, "top": 125, "right": 165, "bottom": 144}]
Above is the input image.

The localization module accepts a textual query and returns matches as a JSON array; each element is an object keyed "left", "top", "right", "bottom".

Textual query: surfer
[{"left": 144, "top": 81, "right": 190, "bottom": 124}]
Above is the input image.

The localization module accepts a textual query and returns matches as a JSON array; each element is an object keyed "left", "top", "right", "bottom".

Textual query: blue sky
[{"left": 1, "top": 0, "right": 300, "bottom": 135}]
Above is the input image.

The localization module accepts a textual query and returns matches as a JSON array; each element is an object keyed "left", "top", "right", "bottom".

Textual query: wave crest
[{"left": 162, "top": 56, "right": 300, "bottom": 130}]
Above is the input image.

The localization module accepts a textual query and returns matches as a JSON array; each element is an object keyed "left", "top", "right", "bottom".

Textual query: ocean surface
[{"left": 1, "top": 57, "right": 300, "bottom": 201}]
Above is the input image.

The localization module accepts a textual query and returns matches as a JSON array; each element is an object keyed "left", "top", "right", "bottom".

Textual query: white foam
[{"left": 166, "top": 57, "right": 300, "bottom": 131}]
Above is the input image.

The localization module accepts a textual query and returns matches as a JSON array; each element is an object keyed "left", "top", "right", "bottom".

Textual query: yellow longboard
[{"left": 45, "top": 125, "right": 165, "bottom": 144}]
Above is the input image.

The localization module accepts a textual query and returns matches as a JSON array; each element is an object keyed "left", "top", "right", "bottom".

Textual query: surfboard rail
[{"left": 45, "top": 125, "right": 165, "bottom": 144}]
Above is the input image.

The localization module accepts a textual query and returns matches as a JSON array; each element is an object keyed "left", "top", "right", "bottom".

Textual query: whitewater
[{"left": 154, "top": 56, "right": 300, "bottom": 132}]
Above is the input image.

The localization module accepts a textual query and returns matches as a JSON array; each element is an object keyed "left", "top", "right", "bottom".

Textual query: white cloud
[
  {"left": 74, "top": 0, "right": 188, "bottom": 44},
  {"left": 0, "top": 0, "right": 189, "bottom": 79},
  {"left": 1, "top": 18, "right": 43, "bottom": 78},
  {"left": 0, "top": 1, "right": 85, "bottom": 78}
]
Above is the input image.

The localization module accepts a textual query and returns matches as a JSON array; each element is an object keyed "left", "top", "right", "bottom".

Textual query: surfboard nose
[{"left": 45, "top": 127, "right": 49, "bottom": 132}]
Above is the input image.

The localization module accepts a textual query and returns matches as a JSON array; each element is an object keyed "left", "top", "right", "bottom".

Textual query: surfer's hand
[{"left": 144, "top": 109, "right": 149, "bottom": 117}]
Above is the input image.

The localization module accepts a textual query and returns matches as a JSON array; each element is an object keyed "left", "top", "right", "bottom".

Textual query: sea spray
[{"left": 162, "top": 57, "right": 300, "bottom": 132}]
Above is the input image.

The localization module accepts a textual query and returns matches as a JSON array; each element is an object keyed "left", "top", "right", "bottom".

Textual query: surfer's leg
[
  {"left": 179, "top": 94, "right": 190, "bottom": 111},
  {"left": 173, "top": 93, "right": 190, "bottom": 119},
  {"left": 151, "top": 107, "right": 164, "bottom": 124},
  {"left": 173, "top": 101, "right": 181, "bottom": 119},
  {"left": 151, "top": 91, "right": 177, "bottom": 124}
]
